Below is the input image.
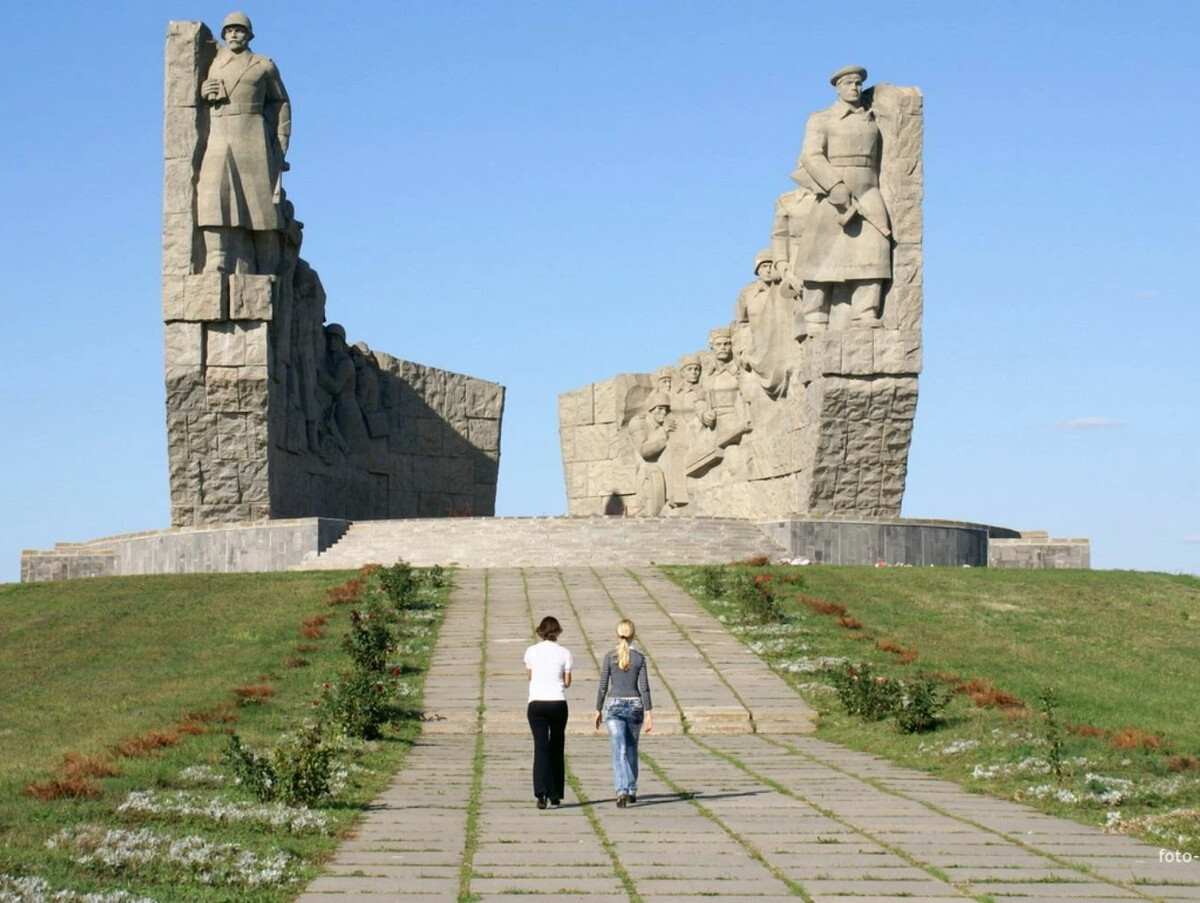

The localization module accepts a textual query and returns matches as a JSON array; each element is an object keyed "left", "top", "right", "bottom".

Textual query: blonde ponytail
[{"left": 615, "top": 619, "right": 636, "bottom": 671}]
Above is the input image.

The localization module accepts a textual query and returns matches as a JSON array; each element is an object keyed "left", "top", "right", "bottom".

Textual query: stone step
[{"left": 295, "top": 516, "right": 784, "bottom": 570}]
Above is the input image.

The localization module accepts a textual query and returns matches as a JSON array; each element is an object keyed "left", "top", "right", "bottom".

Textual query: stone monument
[
  {"left": 164, "top": 15, "right": 504, "bottom": 525},
  {"left": 559, "top": 67, "right": 922, "bottom": 518}
]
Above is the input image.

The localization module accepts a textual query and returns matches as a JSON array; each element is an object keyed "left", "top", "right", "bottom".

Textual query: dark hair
[{"left": 536, "top": 616, "right": 562, "bottom": 641}]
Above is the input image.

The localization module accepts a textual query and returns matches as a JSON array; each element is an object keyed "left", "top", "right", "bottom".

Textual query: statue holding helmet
[{"left": 196, "top": 11, "right": 291, "bottom": 275}]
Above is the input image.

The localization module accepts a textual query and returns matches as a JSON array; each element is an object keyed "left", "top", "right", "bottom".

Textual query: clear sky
[{"left": 2, "top": 1, "right": 1197, "bottom": 582}]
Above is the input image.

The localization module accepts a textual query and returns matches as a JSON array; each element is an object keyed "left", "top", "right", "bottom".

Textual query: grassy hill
[
  {"left": 667, "top": 564, "right": 1200, "bottom": 855},
  {"left": 0, "top": 569, "right": 446, "bottom": 901}
]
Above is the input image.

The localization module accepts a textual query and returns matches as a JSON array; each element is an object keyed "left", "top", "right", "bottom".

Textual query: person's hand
[
  {"left": 827, "top": 183, "right": 850, "bottom": 208},
  {"left": 644, "top": 712, "right": 653, "bottom": 734},
  {"left": 593, "top": 710, "right": 602, "bottom": 730},
  {"left": 701, "top": 410, "right": 716, "bottom": 428},
  {"left": 201, "top": 78, "right": 224, "bottom": 101}
]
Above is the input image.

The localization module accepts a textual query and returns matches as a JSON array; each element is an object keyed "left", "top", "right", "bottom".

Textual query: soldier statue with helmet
[{"left": 197, "top": 11, "right": 291, "bottom": 275}]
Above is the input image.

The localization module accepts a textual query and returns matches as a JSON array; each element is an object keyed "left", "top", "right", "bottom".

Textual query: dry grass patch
[
  {"left": 301, "top": 613, "right": 332, "bottom": 638},
  {"left": 231, "top": 684, "right": 276, "bottom": 706}
]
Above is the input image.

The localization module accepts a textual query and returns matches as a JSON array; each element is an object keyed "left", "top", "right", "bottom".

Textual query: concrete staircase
[{"left": 296, "top": 516, "right": 784, "bottom": 570}]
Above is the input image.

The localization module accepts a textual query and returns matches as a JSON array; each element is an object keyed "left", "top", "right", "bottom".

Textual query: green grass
[
  {"left": 667, "top": 565, "right": 1200, "bottom": 855},
  {"left": 0, "top": 569, "right": 450, "bottom": 901}
]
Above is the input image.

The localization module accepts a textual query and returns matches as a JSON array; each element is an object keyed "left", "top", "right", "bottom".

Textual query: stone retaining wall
[{"left": 20, "top": 518, "right": 349, "bottom": 583}]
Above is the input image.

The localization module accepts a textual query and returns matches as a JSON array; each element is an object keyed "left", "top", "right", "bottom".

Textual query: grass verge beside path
[
  {"left": 0, "top": 567, "right": 450, "bottom": 901},
  {"left": 665, "top": 564, "right": 1200, "bottom": 856}
]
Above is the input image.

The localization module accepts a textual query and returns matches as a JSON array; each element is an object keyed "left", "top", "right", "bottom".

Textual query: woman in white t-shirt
[{"left": 524, "top": 615, "right": 574, "bottom": 809}]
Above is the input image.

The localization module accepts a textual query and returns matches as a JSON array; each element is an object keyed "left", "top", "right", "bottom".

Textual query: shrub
[
  {"left": 700, "top": 566, "right": 726, "bottom": 599},
  {"left": 731, "top": 572, "right": 783, "bottom": 624},
  {"left": 830, "top": 663, "right": 900, "bottom": 722},
  {"left": 378, "top": 560, "right": 419, "bottom": 606},
  {"left": 895, "top": 678, "right": 949, "bottom": 734},
  {"left": 343, "top": 602, "right": 395, "bottom": 673},
  {"left": 425, "top": 564, "right": 448, "bottom": 588},
  {"left": 224, "top": 723, "right": 334, "bottom": 806},
  {"left": 323, "top": 671, "right": 393, "bottom": 740},
  {"left": 832, "top": 665, "right": 948, "bottom": 732},
  {"left": 1039, "top": 687, "right": 1066, "bottom": 782}
]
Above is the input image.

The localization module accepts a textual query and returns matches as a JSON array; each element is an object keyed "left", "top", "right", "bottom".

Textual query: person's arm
[
  {"left": 594, "top": 653, "right": 612, "bottom": 729},
  {"left": 525, "top": 669, "right": 532, "bottom": 680},
  {"left": 563, "top": 672, "right": 572, "bottom": 688},
  {"left": 638, "top": 656, "right": 653, "bottom": 733}
]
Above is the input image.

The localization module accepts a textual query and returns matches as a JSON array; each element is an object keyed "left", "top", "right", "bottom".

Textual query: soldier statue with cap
[
  {"left": 197, "top": 11, "right": 291, "bottom": 275},
  {"left": 792, "top": 65, "right": 891, "bottom": 334}
]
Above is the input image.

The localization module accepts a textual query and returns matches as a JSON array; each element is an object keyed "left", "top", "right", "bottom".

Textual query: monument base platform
[
  {"left": 760, "top": 516, "right": 1089, "bottom": 569},
  {"left": 20, "top": 519, "right": 351, "bottom": 583},
  {"left": 20, "top": 516, "right": 1088, "bottom": 582}
]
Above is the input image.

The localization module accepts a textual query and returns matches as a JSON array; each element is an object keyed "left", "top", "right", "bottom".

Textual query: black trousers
[{"left": 527, "top": 700, "right": 568, "bottom": 799}]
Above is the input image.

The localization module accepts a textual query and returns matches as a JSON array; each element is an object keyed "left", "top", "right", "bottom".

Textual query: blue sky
[{"left": 2, "top": 1, "right": 1197, "bottom": 582}]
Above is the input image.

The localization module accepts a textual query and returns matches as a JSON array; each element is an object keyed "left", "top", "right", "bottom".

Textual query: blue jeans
[{"left": 604, "top": 698, "right": 644, "bottom": 795}]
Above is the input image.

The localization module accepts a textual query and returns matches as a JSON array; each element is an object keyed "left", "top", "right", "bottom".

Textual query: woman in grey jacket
[{"left": 593, "top": 619, "right": 653, "bottom": 807}]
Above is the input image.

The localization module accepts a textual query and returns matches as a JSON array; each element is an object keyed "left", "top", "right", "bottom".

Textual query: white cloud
[
  {"left": 1049, "top": 417, "right": 1122, "bottom": 430},
  {"left": 1184, "top": 534, "right": 1200, "bottom": 545},
  {"left": 1134, "top": 289, "right": 1159, "bottom": 299}
]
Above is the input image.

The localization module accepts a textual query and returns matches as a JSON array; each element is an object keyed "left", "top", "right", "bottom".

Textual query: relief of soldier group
[
  {"left": 622, "top": 64, "right": 895, "bottom": 516},
  {"left": 195, "top": 12, "right": 398, "bottom": 464}
]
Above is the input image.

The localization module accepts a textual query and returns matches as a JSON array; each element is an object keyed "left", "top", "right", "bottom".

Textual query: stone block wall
[
  {"left": 163, "top": 22, "right": 503, "bottom": 527},
  {"left": 21, "top": 519, "right": 351, "bottom": 582},
  {"left": 989, "top": 534, "right": 1092, "bottom": 569},
  {"left": 559, "top": 83, "right": 922, "bottom": 520}
]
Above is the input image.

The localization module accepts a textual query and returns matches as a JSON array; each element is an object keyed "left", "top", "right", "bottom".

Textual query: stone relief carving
[
  {"left": 559, "top": 66, "right": 922, "bottom": 519},
  {"left": 196, "top": 12, "right": 290, "bottom": 276}
]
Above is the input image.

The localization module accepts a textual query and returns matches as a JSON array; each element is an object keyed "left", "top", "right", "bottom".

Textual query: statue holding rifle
[{"left": 792, "top": 65, "right": 891, "bottom": 335}]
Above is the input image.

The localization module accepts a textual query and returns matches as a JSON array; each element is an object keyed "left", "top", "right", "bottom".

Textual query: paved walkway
[{"left": 297, "top": 568, "right": 1200, "bottom": 901}]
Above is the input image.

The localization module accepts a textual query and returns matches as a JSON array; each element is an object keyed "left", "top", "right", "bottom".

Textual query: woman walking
[
  {"left": 524, "top": 616, "right": 573, "bottom": 809},
  {"left": 593, "top": 619, "right": 653, "bottom": 807}
]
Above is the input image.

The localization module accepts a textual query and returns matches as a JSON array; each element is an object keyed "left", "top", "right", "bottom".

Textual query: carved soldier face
[
  {"left": 709, "top": 335, "right": 733, "bottom": 362},
  {"left": 681, "top": 363, "right": 701, "bottom": 384},
  {"left": 756, "top": 261, "right": 774, "bottom": 283},
  {"left": 836, "top": 74, "right": 863, "bottom": 106},
  {"left": 223, "top": 25, "right": 250, "bottom": 52},
  {"left": 649, "top": 405, "right": 670, "bottom": 425}
]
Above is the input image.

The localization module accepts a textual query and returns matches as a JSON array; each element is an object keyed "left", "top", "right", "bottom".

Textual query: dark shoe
[
  {"left": 628, "top": 794, "right": 637, "bottom": 804},
  {"left": 536, "top": 795, "right": 548, "bottom": 810},
  {"left": 550, "top": 798, "right": 561, "bottom": 807},
  {"left": 616, "top": 794, "right": 628, "bottom": 808}
]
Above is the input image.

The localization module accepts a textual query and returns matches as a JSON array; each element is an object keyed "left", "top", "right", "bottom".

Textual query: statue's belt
[
  {"left": 827, "top": 154, "right": 876, "bottom": 167},
  {"left": 212, "top": 102, "right": 264, "bottom": 116}
]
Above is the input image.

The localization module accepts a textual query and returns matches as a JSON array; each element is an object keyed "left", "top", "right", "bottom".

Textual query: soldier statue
[
  {"left": 196, "top": 11, "right": 291, "bottom": 275},
  {"left": 792, "top": 65, "right": 891, "bottom": 334}
]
